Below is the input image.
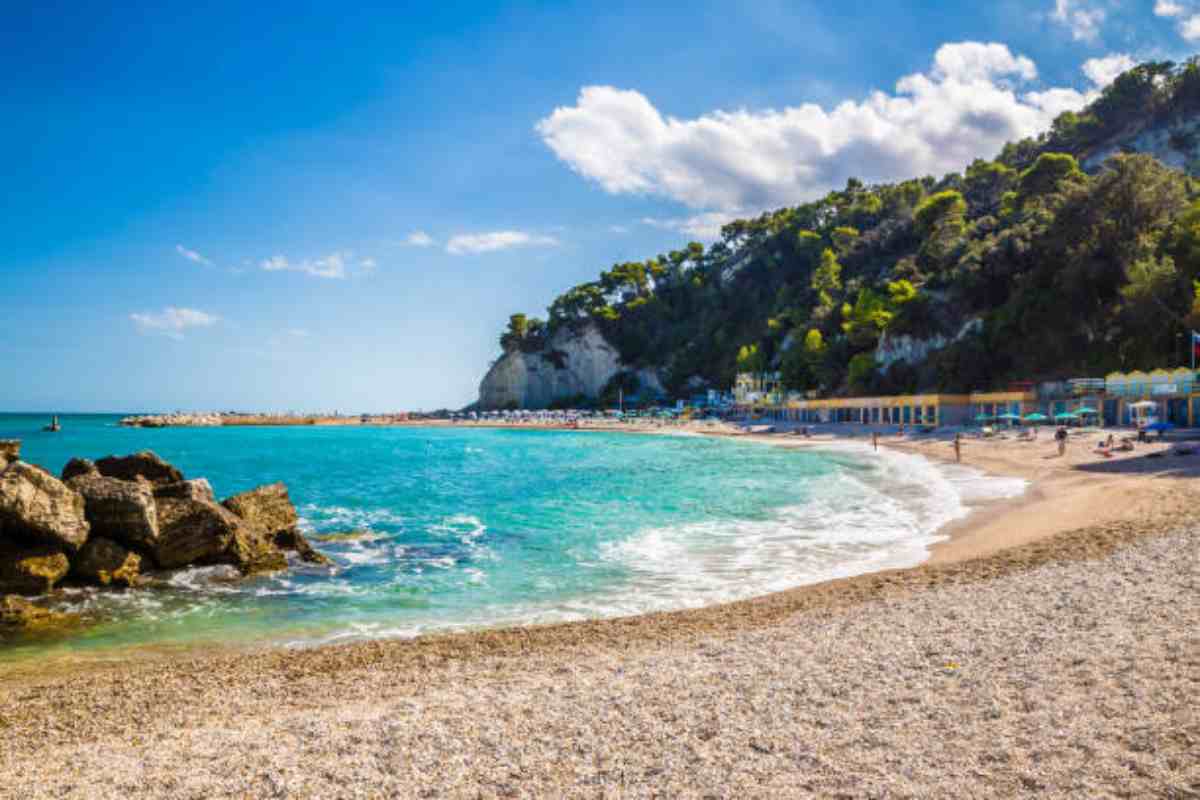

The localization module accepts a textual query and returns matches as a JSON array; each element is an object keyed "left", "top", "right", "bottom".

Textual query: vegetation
[{"left": 498, "top": 58, "right": 1200, "bottom": 399}]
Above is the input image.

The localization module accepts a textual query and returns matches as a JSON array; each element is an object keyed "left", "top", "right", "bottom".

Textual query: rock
[
  {"left": 0, "top": 541, "right": 69, "bottom": 594},
  {"left": 73, "top": 537, "right": 142, "bottom": 587},
  {"left": 60, "top": 457, "right": 99, "bottom": 481},
  {"left": 222, "top": 482, "right": 331, "bottom": 566},
  {"left": 477, "top": 324, "right": 627, "bottom": 409},
  {"left": 153, "top": 496, "right": 245, "bottom": 569},
  {"left": 0, "top": 462, "right": 90, "bottom": 552},
  {"left": 0, "top": 595, "right": 79, "bottom": 633},
  {"left": 95, "top": 451, "right": 183, "bottom": 486},
  {"left": 66, "top": 474, "right": 158, "bottom": 550},
  {"left": 154, "top": 478, "right": 215, "bottom": 503},
  {"left": 0, "top": 440, "right": 19, "bottom": 470}
]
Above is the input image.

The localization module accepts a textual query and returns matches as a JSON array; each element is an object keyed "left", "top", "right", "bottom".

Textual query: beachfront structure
[
  {"left": 754, "top": 393, "right": 973, "bottom": 427},
  {"left": 734, "top": 372, "right": 783, "bottom": 407},
  {"left": 1104, "top": 368, "right": 1198, "bottom": 426},
  {"left": 969, "top": 390, "right": 1037, "bottom": 422}
]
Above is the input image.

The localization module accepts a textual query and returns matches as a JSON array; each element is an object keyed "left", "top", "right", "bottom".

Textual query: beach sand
[{"left": 0, "top": 427, "right": 1197, "bottom": 797}]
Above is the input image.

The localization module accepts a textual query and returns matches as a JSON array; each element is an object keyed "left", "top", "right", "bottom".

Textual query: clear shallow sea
[{"left": 0, "top": 414, "right": 1024, "bottom": 662}]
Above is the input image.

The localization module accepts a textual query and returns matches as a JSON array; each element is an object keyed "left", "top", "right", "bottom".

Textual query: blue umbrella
[{"left": 1145, "top": 421, "right": 1175, "bottom": 432}]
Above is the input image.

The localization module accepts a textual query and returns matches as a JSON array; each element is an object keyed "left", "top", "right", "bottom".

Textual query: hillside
[{"left": 479, "top": 59, "right": 1200, "bottom": 410}]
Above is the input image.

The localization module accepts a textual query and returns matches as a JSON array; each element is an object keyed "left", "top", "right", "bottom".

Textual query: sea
[{"left": 0, "top": 413, "right": 1025, "bottom": 662}]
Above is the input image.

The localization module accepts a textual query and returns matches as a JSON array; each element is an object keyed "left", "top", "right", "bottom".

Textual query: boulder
[
  {"left": 66, "top": 474, "right": 158, "bottom": 550},
  {"left": 0, "top": 440, "right": 19, "bottom": 470},
  {"left": 153, "top": 496, "right": 245, "bottom": 569},
  {"left": 73, "top": 537, "right": 142, "bottom": 587},
  {"left": 60, "top": 457, "right": 99, "bottom": 481},
  {"left": 154, "top": 478, "right": 215, "bottom": 503},
  {"left": 0, "top": 462, "right": 89, "bottom": 552},
  {"left": 0, "top": 595, "right": 79, "bottom": 633},
  {"left": 0, "top": 541, "right": 70, "bottom": 594},
  {"left": 95, "top": 451, "right": 183, "bottom": 486},
  {"left": 222, "top": 482, "right": 331, "bottom": 566}
]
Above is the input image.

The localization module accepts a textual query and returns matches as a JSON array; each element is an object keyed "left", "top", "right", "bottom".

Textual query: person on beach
[
  {"left": 954, "top": 432, "right": 961, "bottom": 463},
  {"left": 872, "top": 431, "right": 878, "bottom": 451},
  {"left": 1055, "top": 425, "right": 1068, "bottom": 456}
]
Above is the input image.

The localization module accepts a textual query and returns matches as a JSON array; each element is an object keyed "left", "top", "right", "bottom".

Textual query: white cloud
[
  {"left": 445, "top": 231, "right": 560, "bottom": 255},
  {"left": 1155, "top": 0, "right": 1185, "bottom": 17},
  {"left": 536, "top": 42, "right": 1091, "bottom": 214},
  {"left": 608, "top": 224, "right": 631, "bottom": 234},
  {"left": 1051, "top": 0, "right": 1106, "bottom": 42},
  {"left": 260, "top": 252, "right": 349, "bottom": 279},
  {"left": 285, "top": 328, "right": 310, "bottom": 338},
  {"left": 130, "top": 307, "right": 219, "bottom": 340},
  {"left": 405, "top": 231, "right": 435, "bottom": 247},
  {"left": 641, "top": 212, "right": 740, "bottom": 241},
  {"left": 1082, "top": 53, "right": 1136, "bottom": 87},
  {"left": 359, "top": 257, "right": 378, "bottom": 275},
  {"left": 1182, "top": 13, "right": 1200, "bottom": 39},
  {"left": 175, "top": 244, "right": 213, "bottom": 267}
]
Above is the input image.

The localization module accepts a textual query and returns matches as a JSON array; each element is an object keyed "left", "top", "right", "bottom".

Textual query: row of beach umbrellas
[{"left": 974, "top": 408, "right": 1098, "bottom": 424}]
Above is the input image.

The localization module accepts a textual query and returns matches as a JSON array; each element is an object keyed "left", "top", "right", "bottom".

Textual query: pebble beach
[{"left": 1, "top": 431, "right": 1198, "bottom": 797}]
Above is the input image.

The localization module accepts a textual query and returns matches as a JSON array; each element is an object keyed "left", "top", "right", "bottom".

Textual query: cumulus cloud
[
  {"left": 1051, "top": 0, "right": 1107, "bottom": 42},
  {"left": 445, "top": 231, "right": 559, "bottom": 255},
  {"left": 641, "top": 212, "right": 741, "bottom": 241},
  {"left": 1182, "top": 14, "right": 1200, "bottom": 39},
  {"left": 405, "top": 231, "right": 435, "bottom": 247},
  {"left": 1150, "top": 0, "right": 1200, "bottom": 39},
  {"left": 1082, "top": 53, "right": 1136, "bottom": 88},
  {"left": 1155, "top": 0, "right": 1185, "bottom": 17},
  {"left": 536, "top": 42, "right": 1091, "bottom": 215},
  {"left": 130, "top": 307, "right": 219, "bottom": 340},
  {"left": 260, "top": 252, "right": 350, "bottom": 279},
  {"left": 175, "top": 244, "right": 213, "bottom": 267}
]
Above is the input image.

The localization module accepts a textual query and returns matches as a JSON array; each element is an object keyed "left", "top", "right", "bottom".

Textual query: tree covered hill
[{"left": 493, "top": 59, "right": 1200, "bottom": 405}]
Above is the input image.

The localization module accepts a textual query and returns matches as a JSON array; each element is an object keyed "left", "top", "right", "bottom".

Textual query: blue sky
[{"left": 3, "top": 0, "right": 1197, "bottom": 412}]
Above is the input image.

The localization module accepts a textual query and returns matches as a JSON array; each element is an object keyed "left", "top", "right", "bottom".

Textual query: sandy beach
[{"left": 1, "top": 426, "right": 1197, "bottom": 797}]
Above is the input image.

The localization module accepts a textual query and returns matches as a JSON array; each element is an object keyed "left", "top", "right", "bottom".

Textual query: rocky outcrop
[
  {"left": 0, "top": 542, "right": 69, "bottom": 594},
  {"left": 153, "top": 495, "right": 249, "bottom": 570},
  {"left": 478, "top": 324, "right": 660, "bottom": 409},
  {"left": 0, "top": 440, "right": 20, "bottom": 470},
  {"left": 0, "top": 463, "right": 90, "bottom": 552},
  {"left": 0, "top": 595, "right": 78, "bottom": 633},
  {"left": 73, "top": 537, "right": 142, "bottom": 587},
  {"left": 67, "top": 474, "right": 158, "bottom": 550},
  {"left": 874, "top": 318, "right": 983, "bottom": 371},
  {"left": 60, "top": 457, "right": 99, "bottom": 481},
  {"left": 95, "top": 451, "right": 184, "bottom": 486},
  {"left": 223, "top": 483, "right": 332, "bottom": 566},
  {"left": 153, "top": 478, "right": 215, "bottom": 503}
]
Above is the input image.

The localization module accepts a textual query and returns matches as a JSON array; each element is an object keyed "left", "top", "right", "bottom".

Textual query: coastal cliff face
[{"left": 477, "top": 325, "right": 624, "bottom": 409}]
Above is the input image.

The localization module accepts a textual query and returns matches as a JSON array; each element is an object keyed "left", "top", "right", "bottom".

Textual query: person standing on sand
[
  {"left": 1056, "top": 425, "right": 1068, "bottom": 456},
  {"left": 872, "top": 431, "right": 878, "bottom": 451},
  {"left": 954, "top": 433, "right": 961, "bottom": 463}
]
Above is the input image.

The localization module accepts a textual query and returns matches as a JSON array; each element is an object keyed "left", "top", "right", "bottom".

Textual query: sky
[{"left": 3, "top": 0, "right": 1198, "bottom": 412}]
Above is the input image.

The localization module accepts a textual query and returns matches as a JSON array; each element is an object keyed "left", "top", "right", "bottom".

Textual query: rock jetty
[
  {"left": 0, "top": 441, "right": 329, "bottom": 634},
  {"left": 119, "top": 413, "right": 222, "bottom": 428}
]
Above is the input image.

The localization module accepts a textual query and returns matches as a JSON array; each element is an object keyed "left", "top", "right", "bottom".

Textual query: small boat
[{"left": 42, "top": 415, "right": 61, "bottom": 433}]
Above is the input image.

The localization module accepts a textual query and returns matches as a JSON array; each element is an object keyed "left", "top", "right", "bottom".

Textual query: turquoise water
[{"left": 0, "top": 414, "right": 1024, "bottom": 661}]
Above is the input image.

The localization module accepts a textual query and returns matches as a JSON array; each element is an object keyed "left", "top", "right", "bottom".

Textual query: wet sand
[{"left": 1, "top": 425, "right": 1197, "bottom": 797}]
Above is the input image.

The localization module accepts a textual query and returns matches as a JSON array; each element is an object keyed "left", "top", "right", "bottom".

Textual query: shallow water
[{"left": 0, "top": 414, "right": 1024, "bottom": 661}]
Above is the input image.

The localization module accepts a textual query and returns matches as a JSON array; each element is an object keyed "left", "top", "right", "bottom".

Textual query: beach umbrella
[
  {"left": 1145, "top": 421, "right": 1175, "bottom": 432},
  {"left": 1075, "top": 406, "right": 1098, "bottom": 415},
  {"left": 974, "top": 413, "right": 994, "bottom": 422},
  {"left": 1024, "top": 412, "right": 1049, "bottom": 422},
  {"left": 1054, "top": 412, "right": 1079, "bottom": 421},
  {"left": 997, "top": 413, "right": 1021, "bottom": 420}
]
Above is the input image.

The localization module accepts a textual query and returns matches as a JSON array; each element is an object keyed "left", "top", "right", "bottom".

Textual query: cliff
[{"left": 477, "top": 325, "right": 624, "bottom": 410}]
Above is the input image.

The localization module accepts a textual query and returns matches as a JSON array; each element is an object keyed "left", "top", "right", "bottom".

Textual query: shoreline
[{"left": 2, "top": 425, "right": 1198, "bottom": 795}]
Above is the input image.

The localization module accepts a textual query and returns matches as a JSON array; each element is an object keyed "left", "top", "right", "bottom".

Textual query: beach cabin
[
  {"left": 969, "top": 390, "right": 1036, "bottom": 425},
  {"left": 788, "top": 393, "right": 971, "bottom": 427},
  {"left": 1104, "top": 367, "right": 1198, "bottom": 427}
]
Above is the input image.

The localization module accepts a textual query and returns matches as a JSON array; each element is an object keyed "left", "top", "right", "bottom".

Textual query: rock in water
[
  {"left": 66, "top": 474, "right": 159, "bottom": 551},
  {"left": 153, "top": 478, "right": 215, "bottom": 503},
  {"left": 0, "top": 541, "right": 69, "bottom": 594},
  {"left": 95, "top": 451, "right": 184, "bottom": 486},
  {"left": 0, "top": 595, "right": 78, "bottom": 633},
  {"left": 0, "top": 463, "right": 89, "bottom": 552},
  {"left": 73, "top": 537, "right": 142, "bottom": 587},
  {"left": 153, "top": 496, "right": 245, "bottom": 569},
  {"left": 0, "top": 440, "right": 19, "bottom": 470},
  {"left": 223, "top": 482, "right": 332, "bottom": 566},
  {"left": 60, "top": 457, "right": 99, "bottom": 481}
]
